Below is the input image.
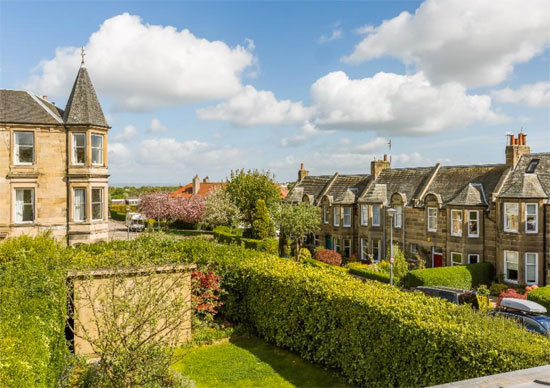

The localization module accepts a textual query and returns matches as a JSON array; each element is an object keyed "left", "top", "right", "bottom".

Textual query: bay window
[
  {"left": 333, "top": 238, "right": 340, "bottom": 253},
  {"left": 503, "top": 203, "right": 518, "bottom": 232},
  {"left": 525, "top": 203, "right": 538, "bottom": 233},
  {"left": 361, "top": 238, "right": 368, "bottom": 260},
  {"left": 450, "top": 210, "right": 462, "bottom": 237},
  {"left": 14, "top": 188, "right": 34, "bottom": 223},
  {"left": 525, "top": 253, "right": 538, "bottom": 285},
  {"left": 372, "top": 204, "right": 380, "bottom": 227},
  {"left": 343, "top": 207, "right": 351, "bottom": 227},
  {"left": 91, "top": 134, "right": 103, "bottom": 165},
  {"left": 14, "top": 131, "right": 34, "bottom": 165},
  {"left": 91, "top": 188, "right": 104, "bottom": 220},
  {"left": 504, "top": 250, "right": 519, "bottom": 283},
  {"left": 343, "top": 239, "right": 352, "bottom": 257},
  {"left": 73, "top": 133, "right": 86, "bottom": 165},
  {"left": 360, "top": 204, "right": 368, "bottom": 226},
  {"left": 427, "top": 207, "right": 437, "bottom": 232},
  {"left": 74, "top": 188, "right": 86, "bottom": 222},
  {"left": 333, "top": 207, "right": 340, "bottom": 227},
  {"left": 467, "top": 210, "right": 479, "bottom": 237},
  {"left": 372, "top": 239, "right": 381, "bottom": 262}
]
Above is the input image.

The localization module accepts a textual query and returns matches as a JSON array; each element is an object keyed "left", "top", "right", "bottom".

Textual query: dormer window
[{"left": 526, "top": 159, "right": 539, "bottom": 173}]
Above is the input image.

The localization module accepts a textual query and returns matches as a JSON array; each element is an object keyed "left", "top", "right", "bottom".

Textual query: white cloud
[
  {"left": 281, "top": 121, "right": 320, "bottom": 147},
  {"left": 353, "top": 137, "right": 389, "bottom": 152},
  {"left": 310, "top": 71, "right": 506, "bottom": 135},
  {"left": 137, "top": 138, "right": 242, "bottom": 168},
  {"left": 319, "top": 28, "right": 343, "bottom": 43},
  {"left": 344, "top": 0, "right": 550, "bottom": 87},
  {"left": 26, "top": 13, "right": 255, "bottom": 111},
  {"left": 113, "top": 125, "right": 138, "bottom": 142},
  {"left": 108, "top": 142, "right": 132, "bottom": 166},
  {"left": 148, "top": 118, "right": 168, "bottom": 134},
  {"left": 492, "top": 82, "right": 550, "bottom": 108},
  {"left": 197, "top": 85, "right": 313, "bottom": 126}
]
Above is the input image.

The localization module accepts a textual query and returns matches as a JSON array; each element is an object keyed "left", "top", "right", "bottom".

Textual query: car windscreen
[{"left": 536, "top": 319, "right": 550, "bottom": 332}]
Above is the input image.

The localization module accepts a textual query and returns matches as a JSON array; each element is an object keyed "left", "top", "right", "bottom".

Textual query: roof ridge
[{"left": 26, "top": 91, "right": 64, "bottom": 124}]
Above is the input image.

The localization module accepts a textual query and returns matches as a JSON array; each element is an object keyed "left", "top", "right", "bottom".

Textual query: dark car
[
  {"left": 492, "top": 298, "right": 550, "bottom": 337},
  {"left": 415, "top": 286, "right": 479, "bottom": 308}
]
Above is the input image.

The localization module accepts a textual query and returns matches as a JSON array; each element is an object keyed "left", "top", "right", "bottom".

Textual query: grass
[{"left": 172, "top": 336, "right": 349, "bottom": 388}]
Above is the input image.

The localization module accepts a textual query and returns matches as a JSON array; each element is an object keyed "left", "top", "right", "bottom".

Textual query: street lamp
[{"left": 386, "top": 207, "right": 397, "bottom": 286}]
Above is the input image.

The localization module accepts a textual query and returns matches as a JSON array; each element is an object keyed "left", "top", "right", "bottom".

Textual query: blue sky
[{"left": 1, "top": 0, "right": 549, "bottom": 185}]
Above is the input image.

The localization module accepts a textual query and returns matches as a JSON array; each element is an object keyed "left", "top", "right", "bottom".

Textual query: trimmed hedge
[
  {"left": 303, "top": 257, "right": 348, "bottom": 273},
  {"left": 213, "top": 228, "right": 277, "bottom": 255},
  {"left": 528, "top": 286, "right": 550, "bottom": 312},
  {"left": 109, "top": 210, "right": 126, "bottom": 221},
  {"left": 403, "top": 262, "right": 494, "bottom": 290},
  {"left": 348, "top": 266, "right": 399, "bottom": 284}
]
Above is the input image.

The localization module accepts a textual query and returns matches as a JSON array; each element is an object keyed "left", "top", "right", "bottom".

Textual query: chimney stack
[
  {"left": 506, "top": 132, "right": 530, "bottom": 169},
  {"left": 192, "top": 174, "right": 200, "bottom": 194},
  {"left": 298, "top": 163, "right": 309, "bottom": 180},
  {"left": 203, "top": 176, "right": 210, "bottom": 183},
  {"left": 371, "top": 154, "right": 391, "bottom": 179}
]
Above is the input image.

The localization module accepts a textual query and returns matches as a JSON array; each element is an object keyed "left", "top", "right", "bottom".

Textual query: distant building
[
  {"left": 170, "top": 175, "right": 225, "bottom": 199},
  {"left": 0, "top": 57, "right": 110, "bottom": 244},
  {"left": 285, "top": 133, "right": 550, "bottom": 286}
]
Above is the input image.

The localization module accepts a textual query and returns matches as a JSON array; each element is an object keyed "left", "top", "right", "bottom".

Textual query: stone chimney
[
  {"left": 506, "top": 133, "right": 530, "bottom": 169},
  {"left": 203, "top": 176, "right": 210, "bottom": 183},
  {"left": 192, "top": 174, "right": 200, "bottom": 194},
  {"left": 298, "top": 163, "right": 309, "bottom": 180},
  {"left": 371, "top": 154, "right": 391, "bottom": 179}
]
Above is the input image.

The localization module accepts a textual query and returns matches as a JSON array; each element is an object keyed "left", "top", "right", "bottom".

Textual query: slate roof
[
  {"left": 0, "top": 90, "right": 64, "bottom": 125},
  {"left": 365, "top": 167, "right": 434, "bottom": 205},
  {"left": 447, "top": 184, "right": 488, "bottom": 206},
  {"left": 326, "top": 175, "right": 370, "bottom": 204},
  {"left": 63, "top": 66, "right": 109, "bottom": 127},
  {"left": 499, "top": 154, "right": 550, "bottom": 198},
  {"left": 285, "top": 175, "right": 332, "bottom": 202}
]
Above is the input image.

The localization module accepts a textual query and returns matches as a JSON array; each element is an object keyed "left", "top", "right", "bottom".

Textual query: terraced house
[
  {"left": 0, "top": 58, "right": 110, "bottom": 244},
  {"left": 286, "top": 134, "right": 550, "bottom": 286}
]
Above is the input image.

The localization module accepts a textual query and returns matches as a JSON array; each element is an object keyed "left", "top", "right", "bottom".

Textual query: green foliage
[
  {"left": 212, "top": 227, "right": 277, "bottom": 255},
  {"left": 489, "top": 283, "right": 510, "bottom": 297},
  {"left": 203, "top": 187, "right": 242, "bottom": 229},
  {"left": 109, "top": 185, "right": 179, "bottom": 200},
  {"left": 302, "top": 257, "right": 348, "bottom": 273},
  {"left": 386, "top": 244, "right": 409, "bottom": 279},
  {"left": 225, "top": 169, "right": 281, "bottom": 226},
  {"left": 276, "top": 202, "right": 320, "bottom": 259},
  {"left": 298, "top": 248, "right": 312, "bottom": 262},
  {"left": 528, "top": 286, "right": 550, "bottom": 312},
  {"left": 109, "top": 210, "right": 126, "bottom": 221},
  {"left": 252, "top": 199, "right": 274, "bottom": 239},
  {"left": 347, "top": 263, "right": 399, "bottom": 284},
  {"left": 403, "top": 262, "right": 494, "bottom": 290},
  {"left": 0, "top": 235, "right": 70, "bottom": 387}
]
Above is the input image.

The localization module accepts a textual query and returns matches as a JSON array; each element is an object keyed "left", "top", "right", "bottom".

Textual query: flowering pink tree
[
  {"left": 139, "top": 192, "right": 172, "bottom": 230},
  {"left": 171, "top": 196, "right": 205, "bottom": 224}
]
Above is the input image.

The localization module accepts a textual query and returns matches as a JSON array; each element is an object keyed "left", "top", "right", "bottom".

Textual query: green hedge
[
  {"left": 213, "top": 228, "right": 277, "bottom": 255},
  {"left": 303, "top": 257, "right": 348, "bottom": 273},
  {"left": 348, "top": 266, "right": 399, "bottom": 284},
  {"left": 109, "top": 210, "right": 126, "bottom": 221},
  {"left": 528, "top": 286, "right": 550, "bottom": 312},
  {"left": 403, "top": 262, "right": 494, "bottom": 290}
]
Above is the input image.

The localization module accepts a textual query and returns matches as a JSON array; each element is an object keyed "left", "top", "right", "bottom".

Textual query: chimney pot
[{"left": 383, "top": 154, "right": 388, "bottom": 162}]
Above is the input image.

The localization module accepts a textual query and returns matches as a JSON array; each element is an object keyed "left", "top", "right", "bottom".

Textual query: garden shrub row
[
  {"left": 347, "top": 264, "right": 398, "bottom": 284},
  {"left": 213, "top": 227, "right": 277, "bottom": 255},
  {"left": 528, "top": 286, "right": 550, "bottom": 312},
  {"left": 302, "top": 257, "right": 348, "bottom": 273},
  {"left": 109, "top": 210, "right": 126, "bottom": 222},
  {"left": 402, "top": 262, "right": 494, "bottom": 290}
]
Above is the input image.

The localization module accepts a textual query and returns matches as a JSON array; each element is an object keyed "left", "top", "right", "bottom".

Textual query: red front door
[{"left": 433, "top": 253, "right": 443, "bottom": 267}]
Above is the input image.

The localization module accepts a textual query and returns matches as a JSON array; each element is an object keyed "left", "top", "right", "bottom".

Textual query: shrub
[
  {"left": 313, "top": 249, "right": 342, "bottom": 266},
  {"left": 497, "top": 288, "right": 527, "bottom": 306},
  {"left": 402, "top": 262, "right": 494, "bottom": 290},
  {"left": 109, "top": 210, "right": 126, "bottom": 222},
  {"left": 348, "top": 265, "right": 398, "bottom": 284},
  {"left": 528, "top": 286, "right": 550, "bottom": 312},
  {"left": 489, "top": 282, "right": 509, "bottom": 296},
  {"left": 303, "top": 257, "right": 348, "bottom": 273},
  {"left": 298, "top": 248, "right": 312, "bottom": 262},
  {"left": 192, "top": 270, "right": 224, "bottom": 323}
]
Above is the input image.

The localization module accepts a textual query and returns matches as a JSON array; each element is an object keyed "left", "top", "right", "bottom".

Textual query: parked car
[
  {"left": 492, "top": 298, "right": 550, "bottom": 337},
  {"left": 125, "top": 212, "right": 146, "bottom": 232},
  {"left": 415, "top": 286, "right": 480, "bottom": 309}
]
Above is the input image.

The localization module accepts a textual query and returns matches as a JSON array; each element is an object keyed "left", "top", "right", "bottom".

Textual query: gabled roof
[
  {"left": 63, "top": 66, "right": 109, "bottom": 127},
  {"left": 361, "top": 184, "right": 388, "bottom": 204},
  {"left": 498, "top": 153, "right": 550, "bottom": 199},
  {"left": 448, "top": 183, "right": 488, "bottom": 207},
  {"left": 0, "top": 90, "right": 64, "bottom": 125},
  {"left": 170, "top": 182, "right": 225, "bottom": 198},
  {"left": 285, "top": 175, "right": 333, "bottom": 203},
  {"left": 325, "top": 175, "right": 370, "bottom": 204},
  {"left": 362, "top": 167, "right": 433, "bottom": 205}
]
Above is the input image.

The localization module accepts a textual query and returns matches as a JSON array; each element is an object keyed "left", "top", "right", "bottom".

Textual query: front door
[
  {"left": 433, "top": 252, "right": 443, "bottom": 267},
  {"left": 325, "top": 235, "right": 332, "bottom": 250}
]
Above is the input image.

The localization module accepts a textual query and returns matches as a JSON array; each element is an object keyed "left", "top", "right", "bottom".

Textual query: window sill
[
  {"left": 12, "top": 222, "right": 35, "bottom": 227},
  {"left": 525, "top": 231, "right": 538, "bottom": 235},
  {"left": 450, "top": 234, "right": 462, "bottom": 238},
  {"left": 468, "top": 235, "right": 480, "bottom": 238},
  {"left": 504, "top": 279, "right": 518, "bottom": 284}
]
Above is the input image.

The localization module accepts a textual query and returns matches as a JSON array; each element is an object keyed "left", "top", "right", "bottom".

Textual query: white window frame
[
  {"left": 504, "top": 250, "right": 519, "bottom": 284},
  {"left": 410, "top": 243, "right": 418, "bottom": 255},
  {"left": 525, "top": 252, "right": 538, "bottom": 285},
  {"left": 468, "top": 254, "right": 480, "bottom": 264},
  {"left": 525, "top": 203, "right": 538, "bottom": 234},
  {"left": 343, "top": 207, "right": 352, "bottom": 227},
  {"left": 14, "top": 131, "right": 34, "bottom": 165},
  {"left": 467, "top": 210, "right": 479, "bottom": 238},
  {"left": 451, "top": 252, "right": 463, "bottom": 266},
  {"left": 372, "top": 239, "right": 381, "bottom": 262},
  {"left": 427, "top": 207, "right": 437, "bottom": 232},
  {"left": 73, "top": 188, "right": 87, "bottom": 222},
  {"left": 343, "top": 239, "right": 352, "bottom": 257},
  {"left": 394, "top": 205, "right": 402, "bottom": 228},
  {"left": 333, "top": 237, "right": 340, "bottom": 253},
  {"left": 323, "top": 205, "right": 328, "bottom": 224},
  {"left": 91, "top": 187, "right": 104, "bottom": 221},
  {"left": 503, "top": 202, "right": 519, "bottom": 233},
  {"left": 372, "top": 204, "right": 380, "bottom": 227},
  {"left": 14, "top": 188, "right": 35, "bottom": 224},
  {"left": 360, "top": 238, "right": 368, "bottom": 260},
  {"left": 450, "top": 209, "right": 462, "bottom": 237},
  {"left": 360, "top": 204, "right": 368, "bottom": 226},
  {"left": 333, "top": 207, "right": 340, "bottom": 227},
  {"left": 73, "top": 133, "right": 86, "bottom": 165},
  {"left": 91, "top": 134, "right": 104, "bottom": 166}
]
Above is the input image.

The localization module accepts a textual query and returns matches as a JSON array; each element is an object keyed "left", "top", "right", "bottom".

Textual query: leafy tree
[
  {"left": 171, "top": 196, "right": 205, "bottom": 224},
  {"left": 252, "top": 199, "right": 275, "bottom": 239},
  {"left": 225, "top": 169, "right": 281, "bottom": 226},
  {"left": 203, "top": 188, "right": 242, "bottom": 228},
  {"left": 276, "top": 202, "right": 320, "bottom": 260}
]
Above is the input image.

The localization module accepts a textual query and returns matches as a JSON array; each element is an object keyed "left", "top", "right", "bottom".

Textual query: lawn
[{"left": 172, "top": 336, "right": 349, "bottom": 388}]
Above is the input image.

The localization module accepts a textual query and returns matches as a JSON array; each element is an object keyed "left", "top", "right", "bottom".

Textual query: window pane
[
  {"left": 373, "top": 205, "right": 380, "bottom": 225},
  {"left": 469, "top": 255, "right": 479, "bottom": 264},
  {"left": 452, "top": 253, "right": 462, "bottom": 265},
  {"left": 92, "top": 188, "right": 101, "bottom": 203},
  {"left": 22, "top": 204, "right": 33, "bottom": 222},
  {"left": 15, "top": 189, "right": 34, "bottom": 223},
  {"left": 505, "top": 251, "right": 519, "bottom": 281},
  {"left": 74, "top": 189, "right": 86, "bottom": 221},
  {"left": 92, "top": 135, "right": 103, "bottom": 148},
  {"left": 15, "top": 132, "right": 33, "bottom": 146},
  {"left": 468, "top": 211, "right": 479, "bottom": 236},
  {"left": 74, "top": 134, "right": 85, "bottom": 147},
  {"left": 504, "top": 203, "right": 519, "bottom": 231}
]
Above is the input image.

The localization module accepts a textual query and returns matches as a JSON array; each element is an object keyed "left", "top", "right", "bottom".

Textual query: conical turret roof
[{"left": 63, "top": 65, "right": 109, "bottom": 127}]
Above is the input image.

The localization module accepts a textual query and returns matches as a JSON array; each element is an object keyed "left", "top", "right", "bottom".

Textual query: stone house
[
  {"left": 285, "top": 134, "right": 550, "bottom": 286},
  {"left": 0, "top": 60, "right": 110, "bottom": 244}
]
